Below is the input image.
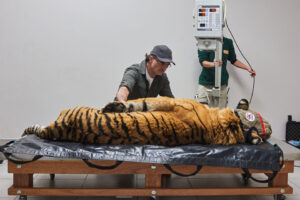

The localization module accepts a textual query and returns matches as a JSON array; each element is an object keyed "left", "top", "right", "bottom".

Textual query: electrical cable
[{"left": 225, "top": 20, "right": 256, "bottom": 104}]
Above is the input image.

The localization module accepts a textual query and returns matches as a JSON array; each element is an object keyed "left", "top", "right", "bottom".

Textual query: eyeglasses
[{"left": 154, "top": 57, "right": 171, "bottom": 68}]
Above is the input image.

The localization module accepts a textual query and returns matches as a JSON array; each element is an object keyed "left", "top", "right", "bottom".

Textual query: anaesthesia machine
[{"left": 194, "top": 0, "right": 225, "bottom": 108}]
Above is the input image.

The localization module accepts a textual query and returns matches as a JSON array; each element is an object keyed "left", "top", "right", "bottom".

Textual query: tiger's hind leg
[
  {"left": 22, "top": 124, "right": 43, "bottom": 137},
  {"left": 21, "top": 108, "right": 75, "bottom": 140}
]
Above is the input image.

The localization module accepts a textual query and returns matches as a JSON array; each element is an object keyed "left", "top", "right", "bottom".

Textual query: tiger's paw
[
  {"left": 249, "top": 129, "right": 263, "bottom": 145},
  {"left": 22, "top": 124, "right": 43, "bottom": 137},
  {"left": 251, "top": 137, "right": 263, "bottom": 145},
  {"left": 101, "top": 101, "right": 129, "bottom": 113}
]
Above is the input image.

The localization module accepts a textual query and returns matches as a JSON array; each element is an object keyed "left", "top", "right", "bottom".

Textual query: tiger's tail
[{"left": 22, "top": 125, "right": 44, "bottom": 137}]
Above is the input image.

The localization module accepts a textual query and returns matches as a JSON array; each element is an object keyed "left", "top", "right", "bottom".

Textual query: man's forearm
[
  {"left": 202, "top": 61, "right": 215, "bottom": 68},
  {"left": 233, "top": 60, "right": 250, "bottom": 70},
  {"left": 202, "top": 60, "right": 224, "bottom": 68},
  {"left": 116, "top": 86, "right": 130, "bottom": 103},
  {"left": 233, "top": 60, "right": 256, "bottom": 76}
]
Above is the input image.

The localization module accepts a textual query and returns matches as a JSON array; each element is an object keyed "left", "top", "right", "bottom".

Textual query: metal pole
[{"left": 211, "top": 38, "right": 223, "bottom": 108}]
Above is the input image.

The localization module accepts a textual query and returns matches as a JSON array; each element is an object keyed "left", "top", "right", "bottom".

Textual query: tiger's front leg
[
  {"left": 101, "top": 100, "right": 157, "bottom": 113},
  {"left": 127, "top": 97, "right": 176, "bottom": 112},
  {"left": 101, "top": 97, "right": 176, "bottom": 113}
]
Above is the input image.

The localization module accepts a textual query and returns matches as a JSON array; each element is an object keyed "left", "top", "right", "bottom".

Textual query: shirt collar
[{"left": 140, "top": 60, "right": 147, "bottom": 75}]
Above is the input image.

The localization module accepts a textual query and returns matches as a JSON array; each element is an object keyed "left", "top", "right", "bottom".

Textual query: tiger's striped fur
[{"left": 22, "top": 97, "right": 245, "bottom": 146}]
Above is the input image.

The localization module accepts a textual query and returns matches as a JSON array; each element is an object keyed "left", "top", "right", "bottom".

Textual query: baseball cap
[{"left": 150, "top": 45, "right": 175, "bottom": 65}]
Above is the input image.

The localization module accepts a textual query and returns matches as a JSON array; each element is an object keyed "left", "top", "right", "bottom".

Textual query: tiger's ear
[{"left": 237, "top": 98, "right": 249, "bottom": 110}]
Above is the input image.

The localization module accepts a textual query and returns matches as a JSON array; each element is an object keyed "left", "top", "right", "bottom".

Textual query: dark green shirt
[
  {"left": 119, "top": 60, "right": 174, "bottom": 100},
  {"left": 198, "top": 37, "right": 237, "bottom": 85}
]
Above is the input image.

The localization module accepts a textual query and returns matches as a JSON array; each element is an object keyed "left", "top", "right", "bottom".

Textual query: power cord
[{"left": 225, "top": 20, "right": 256, "bottom": 104}]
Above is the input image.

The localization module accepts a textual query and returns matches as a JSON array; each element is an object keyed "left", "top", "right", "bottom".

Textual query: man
[
  {"left": 197, "top": 37, "right": 256, "bottom": 108},
  {"left": 116, "top": 45, "right": 175, "bottom": 103}
]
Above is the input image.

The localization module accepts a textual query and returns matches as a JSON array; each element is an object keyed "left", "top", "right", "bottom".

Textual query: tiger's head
[{"left": 234, "top": 99, "right": 272, "bottom": 145}]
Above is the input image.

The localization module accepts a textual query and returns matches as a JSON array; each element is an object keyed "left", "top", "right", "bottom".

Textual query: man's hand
[
  {"left": 247, "top": 68, "right": 256, "bottom": 77},
  {"left": 215, "top": 60, "right": 223, "bottom": 67},
  {"left": 101, "top": 101, "right": 128, "bottom": 113},
  {"left": 116, "top": 86, "right": 130, "bottom": 104},
  {"left": 233, "top": 60, "right": 256, "bottom": 77}
]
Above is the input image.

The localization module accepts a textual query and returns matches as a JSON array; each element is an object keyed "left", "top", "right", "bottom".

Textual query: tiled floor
[{"left": 1, "top": 160, "right": 300, "bottom": 200}]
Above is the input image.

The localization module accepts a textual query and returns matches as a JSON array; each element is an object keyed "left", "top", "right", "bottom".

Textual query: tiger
[{"left": 22, "top": 97, "right": 267, "bottom": 146}]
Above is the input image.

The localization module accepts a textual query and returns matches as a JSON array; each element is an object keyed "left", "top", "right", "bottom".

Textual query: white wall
[{"left": 0, "top": 0, "right": 299, "bottom": 139}]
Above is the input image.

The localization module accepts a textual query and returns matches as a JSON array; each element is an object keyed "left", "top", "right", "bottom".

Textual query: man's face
[{"left": 149, "top": 56, "right": 170, "bottom": 76}]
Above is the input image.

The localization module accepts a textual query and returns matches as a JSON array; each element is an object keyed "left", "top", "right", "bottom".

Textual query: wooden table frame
[{"left": 7, "top": 159, "right": 294, "bottom": 198}]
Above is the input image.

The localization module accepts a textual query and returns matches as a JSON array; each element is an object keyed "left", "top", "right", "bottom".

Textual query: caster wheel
[
  {"left": 50, "top": 174, "right": 55, "bottom": 180},
  {"left": 242, "top": 173, "right": 249, "bottom": 185},
  {"left": 273, "top": 194, "right": 286, "bottom": 200},
  {"left": 19, "top": 195, "right": 27, "bottom": 200},
  {"left": 149, "top": 196, "right": 159, "bottom": 200}
]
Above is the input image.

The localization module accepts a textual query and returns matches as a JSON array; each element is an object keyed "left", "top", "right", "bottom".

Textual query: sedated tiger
[{"left": 22, "top": 97, "right": 271, "bottom": 146}]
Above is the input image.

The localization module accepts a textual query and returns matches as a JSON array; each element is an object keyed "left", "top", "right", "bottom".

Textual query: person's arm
[
  {"left": 202, "top": 60, "right": 223, "bottom": 68},
  {"left": 233, "top": 60, "right": 256, "bottom": 77},
  {"left": 198, "top": 49, "right": 222, "bottom": 68},
  {"left": 159, "top": 75, "right": 174, "bottom": 98},
  {"left": 226, "top": 38, "right": 256, "bottom": 77},
  {"left": 115, "top": 67, "right": 138, "bottom": 103},
  {"left": 116, "top": 86, "right": 130, "bottom": 103}
]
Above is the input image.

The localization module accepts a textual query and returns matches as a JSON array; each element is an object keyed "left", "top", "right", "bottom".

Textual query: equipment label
[{"left": 246, "top": 112, "right": 255, "bottom": 122}]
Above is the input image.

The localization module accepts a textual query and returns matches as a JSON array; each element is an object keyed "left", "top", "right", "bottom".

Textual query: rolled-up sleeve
[
  {"left": 198, "top": 49, "right": 210, "bottom": 66},
  {"left": 228, "top": 40, "right": 237, "bottom": 64},
  {"left": 119, "top": 67, "right": 138, "bottom": 93}
]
